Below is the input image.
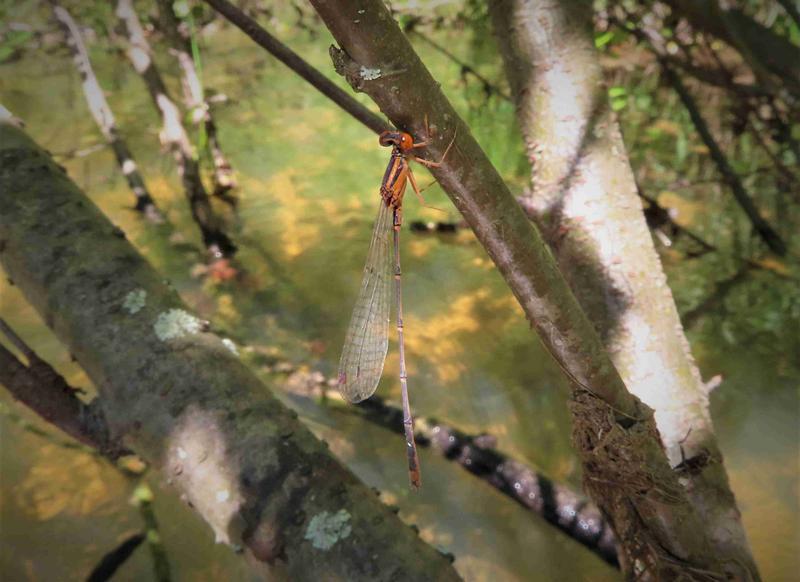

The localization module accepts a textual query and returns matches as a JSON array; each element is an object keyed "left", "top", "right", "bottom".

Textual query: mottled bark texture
[
  {"left": 661, "top": 0, "right": 800, "bottom": 98},
  {"left": 154, "top": 0, "right": 236, "bottom": 197},
  {"left": 51, "top": 4, "right": 163, "bottom": 223},
  {"left": 309, "top": 1, "right": 725, "bottom": 577},
  {"left": 202, "top": 0, "right": 390, "bottom": 135},
  {"left": 286, "top": 377, "right": 618, "bottom": 567},
  {"left": 0, "top": 121, "right": 460, "bottom": 582},
  {"left": 116, "top": 0, "right": 235, "bottom": 257},
  {"left": 489, "top": 1, "right": 759, "bottom": 579}
]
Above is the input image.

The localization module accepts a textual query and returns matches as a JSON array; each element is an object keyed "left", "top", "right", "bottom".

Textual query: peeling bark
[
  {"left": 0, "top": 121, "right": 460, "bottom": 581},
  {"left": 50, "top": 3, "right": 163, "bottom": 223},
  {"left": 154, "top": 0, "right": 236, "bottom": 198},
  {"left": 116, "top": 0, "right": 235, "bottom": 258},
  {"left": 489, "top": 0, "right": 759, "bottom": 578},
  {"left": 308, "top": 1, "right": 726, "bottom": 577}
]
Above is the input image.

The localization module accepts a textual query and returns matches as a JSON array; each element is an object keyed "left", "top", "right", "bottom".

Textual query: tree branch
[
  {"left": 0, "top": 318, "right": 126, "bottom": 458},
  {"left": 116, "top": 0, "right": 236, "bottom": 258},
  {"left": 154, "top": 0, "right": 237, "bottom": 199},
  {"left": 308, "top": 1, "right": 726, "bottom": 577},
  {"left": 202, "top": 0, "right": 391, "bottom": 135},
  {"left": 50, "top": 3, "right": 164, "bottom": 223},
  {"left": 660, "top": 59, "right": 787, "bottom": 256},
  {"left": 0, "top": 120, "right": 459, "bottom": 581},
  {"left": 661, "top": 0, "right": 800, "bottom": 97}
]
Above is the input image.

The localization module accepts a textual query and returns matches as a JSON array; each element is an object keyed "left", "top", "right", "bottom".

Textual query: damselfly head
[{"left": 379, "top": 130, "right": 414, "bottom": 151}]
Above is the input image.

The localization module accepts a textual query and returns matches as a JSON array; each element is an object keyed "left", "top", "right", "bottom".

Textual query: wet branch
[
  {"left": 154, "top": 0, "right": 236, "bottom": 199},
  {"left": 50, "top": 3, "right": 163, "bottom": 223},
  {"left": 202, "top": 0, "right": 390, "bottom": 135},
  {"left": 116, "top": 0, "right": 235, "bottom": 258}
]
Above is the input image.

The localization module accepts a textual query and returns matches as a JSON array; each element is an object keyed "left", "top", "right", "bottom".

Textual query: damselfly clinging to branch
[{"left": 337, "top": 121, "right": 455, "bottom": 489}]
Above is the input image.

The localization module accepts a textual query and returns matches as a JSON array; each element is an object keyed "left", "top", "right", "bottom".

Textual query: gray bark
[
  {"left": 489, "top": 1, "right": 759, "bottom": 578},
  {"left": 0, "top": 120, "right": 460, "bottom": 582}
]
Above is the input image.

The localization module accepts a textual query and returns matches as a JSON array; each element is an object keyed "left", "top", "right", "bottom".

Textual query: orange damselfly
[{"left": 337, "top": 124, "right": 454, "bottom": 489}]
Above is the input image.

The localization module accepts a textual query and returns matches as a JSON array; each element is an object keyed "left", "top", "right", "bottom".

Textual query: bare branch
[
  {"left": 50, "top": 3, "right": 164, "bottom": 223},
  {"left": 116, "top": 0, "right": 236, "bottom": 258}
]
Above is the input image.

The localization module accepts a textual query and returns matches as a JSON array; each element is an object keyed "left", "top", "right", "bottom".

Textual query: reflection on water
[{"left": 1, "top": 20, "right": 798, "bottom": 582}]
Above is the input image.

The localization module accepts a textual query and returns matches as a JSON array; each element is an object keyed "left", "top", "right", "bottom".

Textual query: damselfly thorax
[{"left": 337, "top": 124, "right": 456, "bottom": 489}]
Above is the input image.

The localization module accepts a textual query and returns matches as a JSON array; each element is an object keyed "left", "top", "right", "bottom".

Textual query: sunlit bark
[
  {"left": 0, "top": 120, "right": 460, "bottom": 582},
  {"left": 309, "top": 1, "right": 728, "bottom": 577},
  {"left": 489, "top": 0, "right": 759, "bottom": 578}
]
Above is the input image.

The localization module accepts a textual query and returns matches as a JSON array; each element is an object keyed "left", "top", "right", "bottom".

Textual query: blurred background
[{"left": 0, "top": 1, "right": 798, "bottom": 580}]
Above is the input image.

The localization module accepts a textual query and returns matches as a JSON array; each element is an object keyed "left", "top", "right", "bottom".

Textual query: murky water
[{"left": 1, "top": 17, "right": 798, "bottom": 582}]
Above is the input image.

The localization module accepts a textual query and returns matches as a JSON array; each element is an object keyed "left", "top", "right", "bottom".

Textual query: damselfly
[{"left": 338, "top": 124, "right": 454, "bottom": 488}]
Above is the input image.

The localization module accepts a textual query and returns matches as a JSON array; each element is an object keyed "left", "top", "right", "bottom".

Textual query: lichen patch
[
  {"left": 154, "top": 309, "right": 202, "bottom": 341},
  {"left": 221, "top": 338, "right": 239, "bottom": 356},
  {"left": 304, "top": 509, "right": 352, "bottom": 550},
  {"left": 359, "top": 66, "right": 382, "bottom": 81},
  {"left": 123, "top": 289, "right": 147, "bottom": 314}
]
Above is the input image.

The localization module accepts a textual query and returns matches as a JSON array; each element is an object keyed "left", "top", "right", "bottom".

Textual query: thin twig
[{"left": 202, "top": 0, "right": 390, "bottom": 135}]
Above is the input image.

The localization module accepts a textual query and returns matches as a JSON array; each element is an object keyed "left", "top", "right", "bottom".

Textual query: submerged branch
[
  {"left": 284, "top": 375, "right": 619, "bottom": 567},
  {"left": 0, "top": 120, "right": 460, "bottom": 581}
]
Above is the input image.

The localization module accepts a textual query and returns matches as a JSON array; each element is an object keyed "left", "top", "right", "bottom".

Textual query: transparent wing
[{"left": 338, "top": 201, "right": 394, "bottom": 403}]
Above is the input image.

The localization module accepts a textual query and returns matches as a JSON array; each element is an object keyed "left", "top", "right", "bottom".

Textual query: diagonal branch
[
  {"left": 154, "top": 0, "right": 237, "bottom": 199},
  {"left": 202, "top": 0, "right": 390, "bottom": 135},
  {"left": 116, "top": 0, "right": 236, "bottom": 258},
  {"left": 50, "top": 3, "right": 164, "bottom": 223},
  {"left": 660, "top": 59, "right": 787, "bottom": 256},
  {"left": 307, "top": 1, "right": 725, "bottom": 577},
  {"left": 0, "top": 318, "right": 127, "bottom": 458}
]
